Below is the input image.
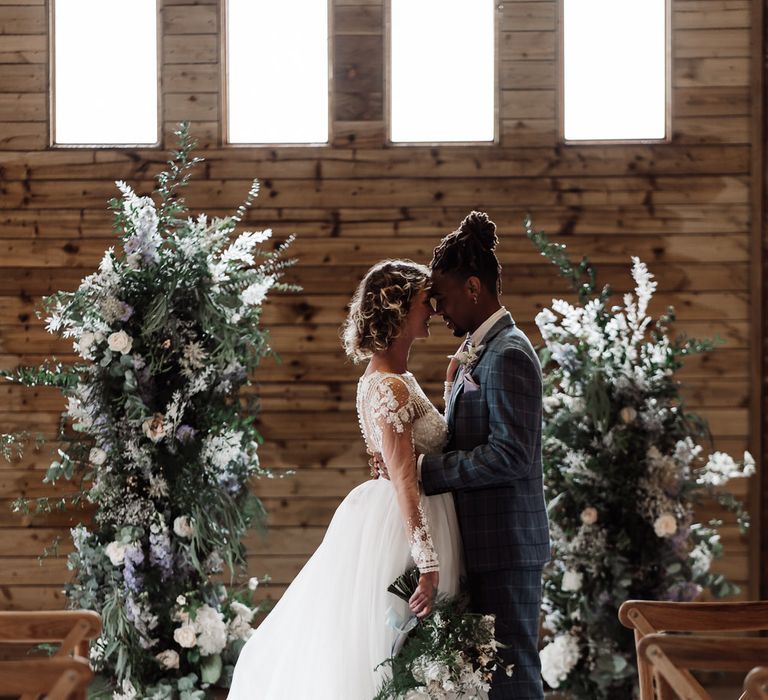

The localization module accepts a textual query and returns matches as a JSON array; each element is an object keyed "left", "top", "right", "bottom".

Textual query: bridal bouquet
[
  {"left": 374, "top": 568, "right": 513, "bottom": 700},
  {"left": 3, "top": 124, "right": 296, "bottom": 697},
  {"left": 525, "top": 219, "right": 754, "bottom": 698}
]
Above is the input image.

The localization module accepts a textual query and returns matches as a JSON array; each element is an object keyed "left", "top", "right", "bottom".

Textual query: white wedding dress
[{"left": 228, "top": 370, "right": 465, "bottom": 699}]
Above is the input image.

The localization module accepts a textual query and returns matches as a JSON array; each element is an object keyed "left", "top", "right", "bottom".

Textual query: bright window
[
  {"left": 390, "top": 0, "right": 495, "bottom": 143},
  {"left": 226, "top": 0, "right": 329, "bottom": 144},
  {"left": 563, "top": 0, "right": 667, "bottom": 141},
  {"left": 53, "top": 0, "right": 158, "bottom": 145}
]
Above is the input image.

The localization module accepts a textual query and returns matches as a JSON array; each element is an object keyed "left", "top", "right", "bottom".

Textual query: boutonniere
[{"left": 448, "top": 342, "right": 485, "bottom": 371}]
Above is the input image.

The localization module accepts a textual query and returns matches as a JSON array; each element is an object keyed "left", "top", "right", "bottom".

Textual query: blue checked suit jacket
[{"left": 421, "top": 313, "right": 551, "bottom": 573}]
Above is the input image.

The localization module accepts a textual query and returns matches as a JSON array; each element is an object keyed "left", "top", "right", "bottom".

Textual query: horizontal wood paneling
[{"left": 0, "top": 0, "right": 760, "bottom": 614}]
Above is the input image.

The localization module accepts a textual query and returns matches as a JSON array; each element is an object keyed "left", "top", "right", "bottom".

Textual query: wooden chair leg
[
  {"left": 637, "top": 628, "right": 655, "bottom": 699},
  {"left": 74, "top": 640, "right": 89, "bottom": 700},
  {"left": 655, "top": 670, "right": 678, "bottom": 700}
]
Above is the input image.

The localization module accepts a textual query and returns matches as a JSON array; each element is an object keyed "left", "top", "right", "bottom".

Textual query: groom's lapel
[{"left": 445, "top": 313, "right": 515, "bottom": 430}]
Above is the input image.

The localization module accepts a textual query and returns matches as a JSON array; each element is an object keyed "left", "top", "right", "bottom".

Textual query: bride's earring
[{"left": 473, "top": 295, "right": 478, "bottom": 304}]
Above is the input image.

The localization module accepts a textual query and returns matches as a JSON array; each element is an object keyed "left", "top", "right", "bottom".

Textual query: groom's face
[{"left": 428, "top": 271, "right": 474, "bottom": 338}]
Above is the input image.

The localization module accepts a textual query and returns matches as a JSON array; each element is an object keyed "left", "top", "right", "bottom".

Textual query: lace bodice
[
  {"left": 356, "top": 372, "right": 448, "bottom": 456},
  {"left": 356, "top": 371, "right": 448, "bottom": 575}
]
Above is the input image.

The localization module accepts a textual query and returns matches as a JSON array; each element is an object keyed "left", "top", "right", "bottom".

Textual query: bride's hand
[{"left": 409, "top": 571, "right": 438, "bottom": 619}]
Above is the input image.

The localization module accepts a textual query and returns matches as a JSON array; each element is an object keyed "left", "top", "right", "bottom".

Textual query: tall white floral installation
[
  {"left": 525, "top": 219, "right": 754, "bottom": 699},
  {"left": 3, "top": 124, "right": 296, "bottom": 697}
]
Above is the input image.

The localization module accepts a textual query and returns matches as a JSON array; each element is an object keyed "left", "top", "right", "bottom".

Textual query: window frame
[
  {"left": 49, "top": 0, "right": 162, "bottom": 149},
  {"left": 384, "top": 0, "right": 501, "bottom": 147},
  {"left": 220, "top": 0, "right": 334, "bottom": 148},
  {"left": 557, "top": 0, "right": 672, "bottom": 146}
]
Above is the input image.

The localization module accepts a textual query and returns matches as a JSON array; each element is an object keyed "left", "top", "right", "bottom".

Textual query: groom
[{"left": 377, "top": 211, "right": 550, "bottom": 698}]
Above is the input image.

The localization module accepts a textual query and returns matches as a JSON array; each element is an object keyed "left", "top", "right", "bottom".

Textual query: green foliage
[
  {"left": 526, "top": 220, "right": 753, "bottom": 699},
  {"left": 2, "top": 125, "right": 294, "bottom": 697}
]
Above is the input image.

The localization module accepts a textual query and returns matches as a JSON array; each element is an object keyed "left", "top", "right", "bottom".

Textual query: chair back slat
[
  {"left": 620, "top": 601, "right": 768, "bottom": 634},
  {"left": 0, "top": 611, "right": 101, "bottom": 644},
  {"left": 639, "top": 634, "right": 768, "bottom": 673}
]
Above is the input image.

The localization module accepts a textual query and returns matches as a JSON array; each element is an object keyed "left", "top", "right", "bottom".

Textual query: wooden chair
[
  {"left": 619, "top": 600, "right": 768, "bottom": 700},
  {"left": 0, "top": 657, "right": 93, "bottom": 700},
  {"left": 745, "top": 667, "right": 768, "bottom": 699},
  {"left": 638, "top": 634, "right": 768, "bottom": 699},
  {"left": 0, "top": 611, "right": 101, "bottom": 700}
]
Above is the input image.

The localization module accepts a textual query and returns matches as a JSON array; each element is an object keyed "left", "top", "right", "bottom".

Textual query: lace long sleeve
[
  {"left": 372, "top": 376, "right": 439, "bottom": 574},
  {"left": 443, "top": 381, "right": 454, "bottom": 411}
]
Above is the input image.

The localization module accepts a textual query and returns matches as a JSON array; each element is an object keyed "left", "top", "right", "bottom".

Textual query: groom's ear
[{"left": 466, "top": 276, "right": 482, "bottom": 295}]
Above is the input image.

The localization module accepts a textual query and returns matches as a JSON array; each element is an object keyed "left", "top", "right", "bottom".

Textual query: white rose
[
  {"left": 247, "top": 576, "right": 260, "bottom": 591},
  {"left": 89, "top": 447, "right": 107, "bottom": 466},
  {"left": 107, "top": 330, "right": 132, "bottom": 355},
  {"left": 561, "top": 569, "right": 583, "bottom": 592},
  {"left": 654, "top": 513, "right": 677, "bottom": 538},
  {"left": 580, "top": 507, "right": 598, "bottom": 525},
  {"left": 142, "top": 413, "right": 166, "bottom": 443},
  {"left": 619, "top": 406, "right": 637, "bottom": 424},
  {"left": 743, "top": 451, "right": 756, "bottom": 477},
  {"left": 105, "top": 540, "right": 127, "bottom": 566},
  {"left": 173, "top": 515, "right": 194, "bottom": 539},
  {"left": 176, "top": 595, "right": 186, "bottom": 606},
  {"left": 173, "top": 624, "right": 197, "bottom": 648},
  {"left": 155, "top": 649, "right": 179, "bottom": 669}
]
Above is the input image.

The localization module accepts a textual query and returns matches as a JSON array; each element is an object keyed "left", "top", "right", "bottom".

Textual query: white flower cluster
[
  {"left": 536, "top": 257, "right": 668, "bottom": 390},
  {"left": 200, "top": 429, "right": 246, "bottom": 484},
  {"left": 698, "top": 451, "right": 755, "bottom": 486},
  {"left": 540, "top": 633, "right": 581, "bottom": 689},
  {"left": 227, "top": 600, "right": 256, "bottom": 642},
  {"left": 408, "top": 652, "right": 492, "bottom": 699},
  {"left": 172, "top": 603, "right": 228, "bottom": 657}
]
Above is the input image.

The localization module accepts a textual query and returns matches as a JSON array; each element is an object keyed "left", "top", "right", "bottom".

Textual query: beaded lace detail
[{"left": 356, "top": 371, "right": 448, "bottom": 574}]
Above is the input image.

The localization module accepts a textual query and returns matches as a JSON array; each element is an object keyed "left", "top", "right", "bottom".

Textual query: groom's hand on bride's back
[{"left": 369, "top": 452, "right": 389, "bottom": 480}]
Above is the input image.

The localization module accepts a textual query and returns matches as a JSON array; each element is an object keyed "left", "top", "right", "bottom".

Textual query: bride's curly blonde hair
[{"left": 342, "top": 259, "right": 431, "bottom": 363}]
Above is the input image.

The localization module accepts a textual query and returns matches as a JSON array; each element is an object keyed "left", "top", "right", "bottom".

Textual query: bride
[{"left": 228, "top": 259, "right": 466, "bottom": 699}]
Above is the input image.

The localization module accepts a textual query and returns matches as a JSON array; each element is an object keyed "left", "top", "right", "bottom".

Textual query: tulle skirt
[{"left": 228, "top": 478, "right": 464, "bottom": 699}]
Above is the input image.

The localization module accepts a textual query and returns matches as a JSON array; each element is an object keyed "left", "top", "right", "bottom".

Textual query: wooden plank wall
[{"left": 0, "top": 0, "right": 761, "bottom": 613}]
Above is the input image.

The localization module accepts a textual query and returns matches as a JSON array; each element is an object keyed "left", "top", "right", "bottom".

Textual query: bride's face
[{"left": 403, "top": 286, "right": 434, "bottom": 341}]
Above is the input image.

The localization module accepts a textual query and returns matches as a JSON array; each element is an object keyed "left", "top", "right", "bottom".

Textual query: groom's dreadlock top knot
[
  {"left": 430, "top": 211, "right": 502, "bottom": 294},
  {"left": 342, "top": 259, "right": 430, "bottom": 363}
]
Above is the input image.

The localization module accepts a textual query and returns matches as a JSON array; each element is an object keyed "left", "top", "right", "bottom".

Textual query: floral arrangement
[
  {"left": 374, "top": 568, "right": 513, "bottom": 699},
  {"left": 525, "top": 218, "right": 754, "bottom": 698},
  {"left": 3, "top": 124, "right": 296, "bottom": 697}
]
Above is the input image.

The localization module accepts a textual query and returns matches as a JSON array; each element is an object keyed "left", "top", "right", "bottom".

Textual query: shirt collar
[{"left": 469, "top": 307, "right": 507, "bottom": 347}]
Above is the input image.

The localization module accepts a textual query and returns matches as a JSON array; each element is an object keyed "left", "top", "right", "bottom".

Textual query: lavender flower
[
  {"left": 176, "top": 424, "right": 197, "bottom": 445},
  {"left": 149, "top": 519, "right": 174, "bottom": 581},
  {"left": 123, "top": 543, "right": 145, "bottom": 593}
]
